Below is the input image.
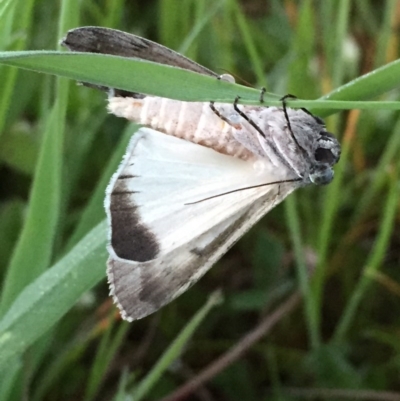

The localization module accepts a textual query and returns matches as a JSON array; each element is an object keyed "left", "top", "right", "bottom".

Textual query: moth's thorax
[
  {"left": 108, "top": 96, "right": 257, "bottom": 161},
  {"left": 235, "top": 106, "right": 340, "bottom": 184}
]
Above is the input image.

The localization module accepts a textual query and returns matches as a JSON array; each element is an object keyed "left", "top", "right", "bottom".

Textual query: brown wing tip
[
  {"left": 107, "top": 258, "right": 134, "bottom": 322},
  {"left": 106, "top": 256, "right": 159, "bottom": 322}
]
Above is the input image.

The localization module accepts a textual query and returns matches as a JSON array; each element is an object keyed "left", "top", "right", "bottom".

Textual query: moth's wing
[
  {"left": 62, "top": 26, "right": 217, "bottom": 77},
  {"left": 105, "top": 127, "right": 297, "bottom": 321},
  {"left": 62, "top": 27, "right": 217, "bottom": 95}
]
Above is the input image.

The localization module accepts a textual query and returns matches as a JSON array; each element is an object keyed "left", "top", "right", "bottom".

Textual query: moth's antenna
[
  {"left": 185, "top": 177, "right": 303, "bottom": 205},
  {"left": 280, "top": 94, "right": 306, "bottom": 153}
]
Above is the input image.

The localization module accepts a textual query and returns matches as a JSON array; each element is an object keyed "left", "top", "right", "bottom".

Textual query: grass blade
[
  {"left": 131, "top": 291, "right": 223, "bottom": 401},
  {"left": 0, "top": 221, "right": 108, "bottom": 369},
  {"left": 0, "top": 105, "right": 62, "bottom": 315}
]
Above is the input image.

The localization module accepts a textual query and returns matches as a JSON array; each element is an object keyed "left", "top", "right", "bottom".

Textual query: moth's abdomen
[{"left": 108, "top": 96, "right": 255, "bottom": 160}]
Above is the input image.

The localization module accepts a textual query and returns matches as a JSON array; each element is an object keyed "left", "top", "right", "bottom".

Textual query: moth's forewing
[
  {"left": 61, "top": 26, "right": 218, "bottom": 96},
  {"left": 61, "top": 27, "right": 217, "bottom": 76},
  {"left": 106, "top": 128, "right": 298, "bottom": 320}
]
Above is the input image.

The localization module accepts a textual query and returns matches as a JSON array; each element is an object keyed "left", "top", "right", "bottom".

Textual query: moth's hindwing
[{"left": 105, "top": 128, "right": 298, "bottom": 320}]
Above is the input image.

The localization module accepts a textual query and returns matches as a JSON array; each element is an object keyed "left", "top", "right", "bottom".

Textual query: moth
[{"left": 62, "top": 27, "right": 341, "bottom": 321}]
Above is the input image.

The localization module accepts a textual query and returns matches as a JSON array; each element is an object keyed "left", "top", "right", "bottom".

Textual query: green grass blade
[
  {"left": 0, "top": 0, "right": 14, "bottom": 21},
  {"left": 352, "top": 116, "right": 400, "bottom": 222},
  {"left": 285, "top": 195, "right": 317, "bottom": 348},
  {"left": 85, "top": 321, "right": 129, "bottom": 401},
  {"left": 131, "top": 291, "right": 223, "bottom": 401},
  {"left": 318, "top": 57, "right": 400, "bottom": 102},
  {"left": 333, "top": 168, "right": 400, "bottom": 343},
  {"left": 373, "top": 0, "right": 397, "bottom": 68},
  {"left": 0, "top": 358, "right": 21, "bottom": 401},
  {"left": 0, "top": 0, "right": 35, "bottom": 140},
  {"left": 0, "top": 51, "right": 276, "bottom": 103},
  {"left": 330, "top": 0, "right": 350, "bottom": 88},
  {"left": 0, "top": 221, "right": 108, "bottom": 369},
  {"left": 232, "top": 0, "right": 266, "bottom": 85},
  {"left": 0, "top": 104, "right": 62, "bottom": 315},
  {"left": 178, "top": 0, "right": 224, "bottom": 55},
  {"left": 0, "top": 51, "right": 399, "bottom": 113}
]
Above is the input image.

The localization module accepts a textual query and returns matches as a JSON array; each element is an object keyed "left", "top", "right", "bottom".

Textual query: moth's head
[{"left": 308, "top": 130, "right": 341, "bottom": 185}]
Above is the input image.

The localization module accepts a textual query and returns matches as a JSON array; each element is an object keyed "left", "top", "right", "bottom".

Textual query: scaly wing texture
[
  {"left": 105, "top": 128, "right": 298, "bottom": 320},
  {"left": 62, "top": 27, "right": 217, "bottom": 76}
]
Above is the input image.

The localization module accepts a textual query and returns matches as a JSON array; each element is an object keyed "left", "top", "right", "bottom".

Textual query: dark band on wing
[
  {"left": 109, "top": 188, "right": 159, "bottom": 262},
  {"left": 137, "top": 204, "right": 257, "bottom": 311}
]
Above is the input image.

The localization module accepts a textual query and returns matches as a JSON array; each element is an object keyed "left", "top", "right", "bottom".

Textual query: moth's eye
[{"left": 315, "top": 147, "right": 336, "bottom": 164}]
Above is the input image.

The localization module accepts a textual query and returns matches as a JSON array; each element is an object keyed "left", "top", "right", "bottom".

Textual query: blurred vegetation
[{"left": 1, "top": 0, "right": 400, "bottom": 400}]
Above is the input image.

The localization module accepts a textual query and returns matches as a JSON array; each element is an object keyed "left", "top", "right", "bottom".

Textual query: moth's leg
[
  {"left": 209, "top": 73, "right": 237, "bottom": 124},
  {"left": 281, "top": 94, "right": 325, "bottom": 126},
  {"left": 280, "top": 94, "right": 304, "bottom": 152},
  {"left": 209, "top": 101, "right": 235, "bottom": 125},
  {"left": 259, "top": 87, "right": 266, "bottom": 103},
  {"left": 280, "top": 94, "right": 297, "bottom": 101},
  {"left": 233, "top": 96, "right": 266, "bottom": 139}
]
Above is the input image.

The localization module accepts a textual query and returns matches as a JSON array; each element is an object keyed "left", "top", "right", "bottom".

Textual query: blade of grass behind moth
[
  {"left": 0, "top": 221, "right": 108, "bottom": 370},
  {"left": 333, "top": 167, "right": 399, "bottom": 343},
  {"left": 101, "top": 0, "right": 124, "bottom": 27},
  {"left": 178, "top": 0, "right": 224, "bottom": 56},
  {"left": 314, "top": 110, "right": 356, "bottom": 335},
  {"left": 285, "top": 195, "right": 317, "bottom": 348},
  {"left": 0, "top": 0, "right": 75, "bottom": 316},
  {"left": 0, "top": 102, "right": 63, "bottom": 316},
  {"left": 0, "top": 2, "right": 44, "bottom": 396},
  {"left": 285, "top": 0, "right": 319, "bottom": 348},
  {"left": 32, "top": 308, "right": 124, "bottom": 401},
  {"left": 373, "top": 0, "right": 397, "bottom": 68},
  {"left": 232, "top": 0, "right": 266, "bottom": 85},
  {"left": 159, "top": 0, "right": 188, "bottom": 49},
  {"left": 84, "top": 321, "right": 130, "bottom": 401},
  {"left": 330, "top": 0, "right": 350, "bottom": 89},
  {"left": 352, "top": 116, "right": 400, "bottom": 223},
  {"left": 61, "top": 108, "right": 106, "bottom": 212},
  {"left": 131, "top": 291, "right": 223, "bottom": 401},
  {"left": 0, "top": 0, "right": 35, "bottom": 140},
  {"left": 0, "top": 0, "right": 14, "bottom": 21},
  {"left": 113, "top": 368, "right": 131, "bottom": 401},
  {"left": 311, "top": 58, "right": 400, "bottom": 116},
  {"left": 0, "top": 358, "right": 21, "bottom": 400},
  {"left": 320, "top": 2, "right": 335, "bottom": 81},
  {"left": 0, "top": 0, "right": 78, "bottom": 313},
  {"left": 52, "top": 0, "right": 80, "bottom": 256}
]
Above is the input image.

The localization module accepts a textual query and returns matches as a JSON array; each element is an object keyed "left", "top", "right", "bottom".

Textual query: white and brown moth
[{"left": 62, "top": 27, "right": 341, "bottom": 321}]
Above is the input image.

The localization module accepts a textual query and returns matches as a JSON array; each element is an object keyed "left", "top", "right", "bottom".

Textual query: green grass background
[{"left": 1, "top": 0, "right": 400, "bottom": 400}]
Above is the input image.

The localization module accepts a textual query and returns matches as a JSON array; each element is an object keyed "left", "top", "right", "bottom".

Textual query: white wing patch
[{"left": 105, "top": 128, "right": 298, "bottom": 321}]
